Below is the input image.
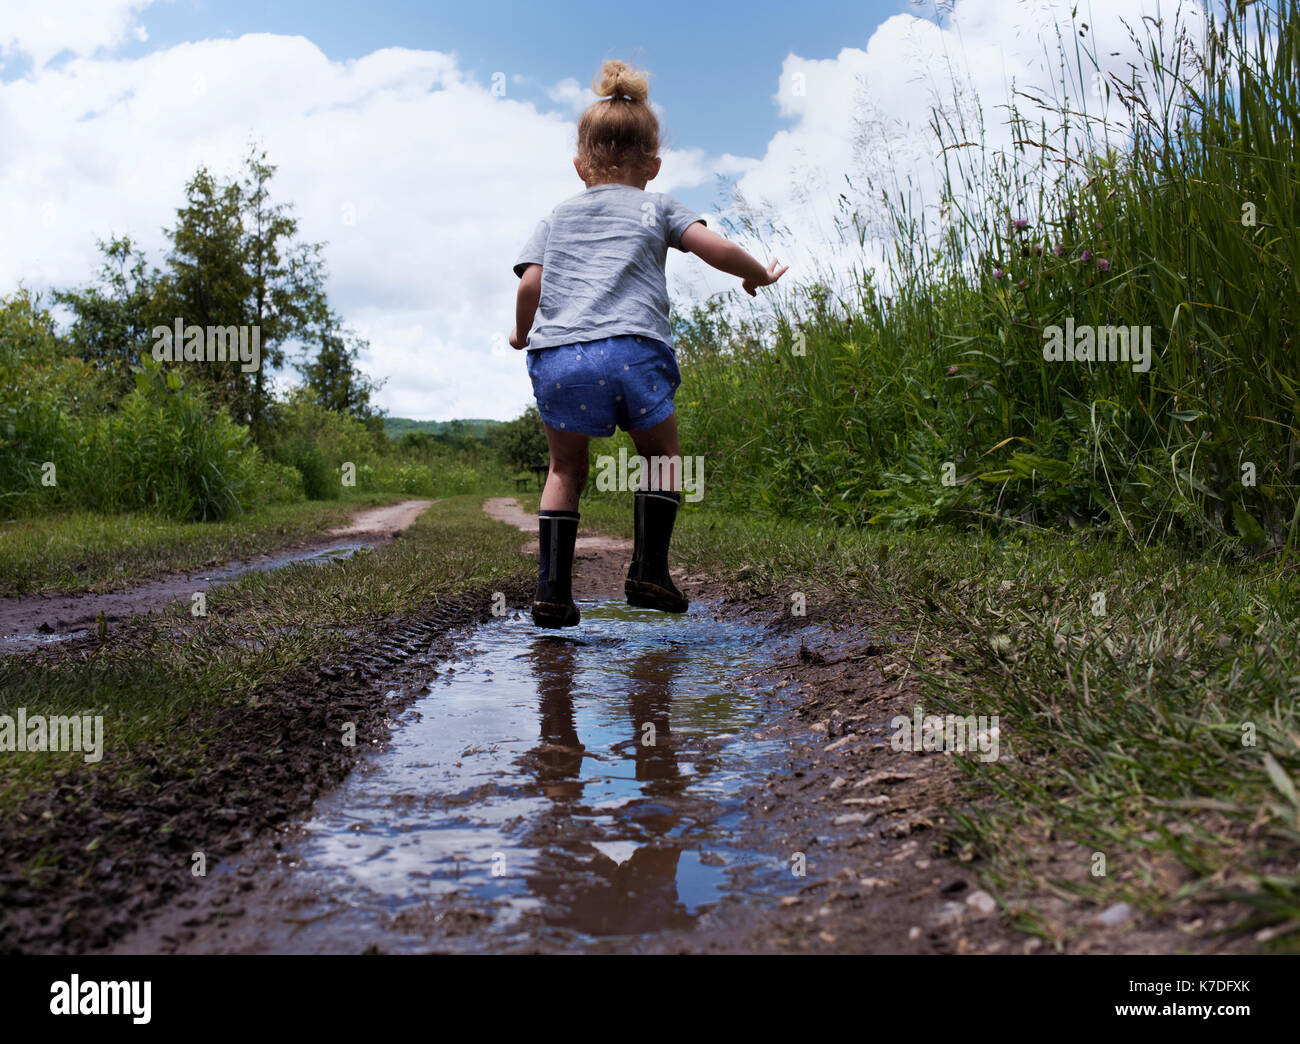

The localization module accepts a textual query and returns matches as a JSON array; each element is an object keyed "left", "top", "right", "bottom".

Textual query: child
[{"left": 510, "top": 59, "right": 788, "bottom": 628}]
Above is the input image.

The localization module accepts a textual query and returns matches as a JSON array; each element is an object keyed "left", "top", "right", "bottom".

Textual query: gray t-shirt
[{"left": 513, "top": 184, "right": 704, "bottom": 350}]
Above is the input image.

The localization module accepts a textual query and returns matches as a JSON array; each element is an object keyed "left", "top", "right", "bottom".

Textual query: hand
[
  {"left": 742, "top": 259, "right": 789, "bottom": 297},
  {"left": 509, "top": 326, "right": 525, "bottom": 350}
]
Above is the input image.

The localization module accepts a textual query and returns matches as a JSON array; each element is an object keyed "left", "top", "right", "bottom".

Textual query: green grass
[
  {"left": 0, "top": 495, "right": 532, "bottom": 813},
  {"left": 670, "top": 0, "right": 1300, "bottom": 550},
  {"left": 0, "top": 491, "right": 409, "bottom": 596}
]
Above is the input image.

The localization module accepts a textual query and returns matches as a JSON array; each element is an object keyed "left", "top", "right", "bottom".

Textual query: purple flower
[
  {"left": 1054, "top": 244, "right": 1067, "bottom": 256},
  {"left": 1017, "top": 279, "right": 1028, "bottom": 289},
  {"left": 947, "top": 364, "right": 959, "bottom": 376},
  {"left": 992, "top": 267, "right": 1006, "bottom": 279},
  {"left": 1080, "top": 248, "right": 1094, "bottom": 263},
  {"left": 1013, "top": 217, "right": 1029, "bottom": 230},
  {"left": 1032, "top": 241, "right": 1045, "bottom": 256},
  {"left": 1096, "top": 257, "right": 1111, "bottom": 272}
]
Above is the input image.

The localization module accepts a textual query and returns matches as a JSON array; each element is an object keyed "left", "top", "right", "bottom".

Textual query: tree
[
  {"left": 158, "top": 165, "right": 255, "bottom": 424},
  {"left": 490, "top": 406, "right": 549, "bottom": 471},
  {"left": 240, "top": 147, "right": 327, "bottom": 440},
  {"left": 157, "top": 151, "right": 329, "bottom": 440},
  {"left": 298, "top": 311, "right": 384, "bottom": 423},
  {"left": 55, "top": 236, "right": 164, "bottom": 397}
]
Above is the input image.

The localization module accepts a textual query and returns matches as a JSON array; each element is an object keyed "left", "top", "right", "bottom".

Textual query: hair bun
[{"left": 593, "top": 59, "right": 649, "bottom": 103}]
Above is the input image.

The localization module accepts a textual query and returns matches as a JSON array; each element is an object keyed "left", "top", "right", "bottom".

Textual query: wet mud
[
  {"left": 9, "top": 498, "right": 1227, "bottom": 953},
  {"left": 0, "top": 500, "right": 434, "bottom": 652}
]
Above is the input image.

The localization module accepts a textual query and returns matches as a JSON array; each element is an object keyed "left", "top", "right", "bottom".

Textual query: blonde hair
[{"left": 577, "top": 60, "right": 660, "bottom": 183}]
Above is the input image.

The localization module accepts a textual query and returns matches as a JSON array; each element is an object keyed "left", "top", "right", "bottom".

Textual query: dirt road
[
  {"left": 0, "top": 500, "right": 435, "bottom": 652},
  {"left": 108, "top": 498, "right": 1032, "bottom": 955}
]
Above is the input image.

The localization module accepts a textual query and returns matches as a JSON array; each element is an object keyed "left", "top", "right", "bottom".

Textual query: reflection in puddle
[{"left": 298, "top": 600, "right": 801, "bottom": 946}]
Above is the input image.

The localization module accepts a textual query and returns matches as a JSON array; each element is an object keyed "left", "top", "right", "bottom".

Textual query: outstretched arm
[
  {"left": 679, "top": 223, "right": 788, "bottom": 296},
  {"left": 510, "top": 264, "right": 542, "bottom": 349}
]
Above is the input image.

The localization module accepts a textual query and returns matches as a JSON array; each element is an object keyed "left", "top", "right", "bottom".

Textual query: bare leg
[
  {"left": 540, "top": 425, "right": 590, "bottom": 511},
  {"left": 628, "top": 413, "right": 680, "bottom": 493}
]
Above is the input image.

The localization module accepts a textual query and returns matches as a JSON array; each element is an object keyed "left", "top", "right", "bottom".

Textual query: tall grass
[{"left": 676, "top": 0, "right": 1299, "bottom": 550}]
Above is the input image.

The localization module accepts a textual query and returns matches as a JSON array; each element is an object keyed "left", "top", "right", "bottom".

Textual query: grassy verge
[
  {"left": 0, "top": 496, "right": 531, "bottom": 814},
  {"left": 578, "top": 490, "right": 1300, "bottom": 943},
  {"left": 0, "top": 491, "right": 409, "bottom": 596}
]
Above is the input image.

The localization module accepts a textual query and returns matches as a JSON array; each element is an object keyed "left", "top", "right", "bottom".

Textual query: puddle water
[
  {"left": 285, "top": 599, "right": 805, "bottom": 949},
  {"left": 211, "top": 543, "right": 369, "bottom": 577},
  {"left": 1, "top": 543, "right": 371, "bottom": 650}
]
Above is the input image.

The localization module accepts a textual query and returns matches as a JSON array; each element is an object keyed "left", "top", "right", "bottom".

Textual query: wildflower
[
  {"left": 947, "top": 364, "right": 959, "bottom": 376},
  {"left": 1012, "top": 217, "right": 1029, "bottom": 230},
  {"left": 1096, "top": 257, "right": 1111, "bottom": 272},
  {"left": 1053, "top": 244, "right": 1067, "bottom": 256},
  {"left": 1033, "top": 241, "right": 1045, "bottom": 256},
  {"left": 1080, "top": 248, "right": 1094, "bottom": 263},
  {"left": 992, "top": 267, "right": 1006, "bottom": 279},
  {"left": 1017, "top": 279, "right": 1028, "bottom": 289}
]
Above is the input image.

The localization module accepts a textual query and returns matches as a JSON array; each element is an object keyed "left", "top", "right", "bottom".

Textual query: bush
[{"left": 274, "top": 439, "right": 339, "bottom": 500}]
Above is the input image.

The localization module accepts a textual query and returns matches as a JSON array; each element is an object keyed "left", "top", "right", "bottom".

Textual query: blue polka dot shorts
[{"left": 527, "top": 334, "right": 680, "bottom": 437}]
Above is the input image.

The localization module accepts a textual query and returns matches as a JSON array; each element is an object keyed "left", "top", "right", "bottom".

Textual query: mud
[
  {"left": 105, "top": 499, "right": 1007, "bottom": 954},
  {"left": 114, "top": 600, "right": 812, "bottom": 953},
  {"left": 0, "top": 500, "right": 435, "bottom": 653},
  {"left": 6, "top": 498, "right": 1245, "bottom": 953}
]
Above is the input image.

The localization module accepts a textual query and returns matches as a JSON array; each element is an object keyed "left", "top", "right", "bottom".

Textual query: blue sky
[
  {"left": 0, "top": 0, "right": 1163, "bottom": 420},
  {"left": 124, "top": 0, "right": 902, "bottom": 150},
  {"left": 6, "top": 0, "right": 909, "bottom": 215}
]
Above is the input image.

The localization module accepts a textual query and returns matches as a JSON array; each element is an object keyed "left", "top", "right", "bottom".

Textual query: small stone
[
  {"left": 833, "top": 812, "right": 877, "bottom": 826},
  {"left": 908, "top": 926, "right": 922, "bottom": 940},
  {"left": 823, "top": 734, "right": 857, "bottom": 752},
  {"left": 935, "top": 901, "right": 965, "bottom": 924},
  {"left": 829, "top": 777, "right": 848, "bottom": 790},
  {"left": 779, "top": 896, "right": 801, "bottom": 907},
  {"left": 966, "top": 889, "right": 997, "bottom": 916},
  {"left": 1094, "top": 901, "right": 1133, "bottom": 927}
]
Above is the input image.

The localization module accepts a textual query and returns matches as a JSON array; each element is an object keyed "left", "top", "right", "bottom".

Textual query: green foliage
[
  {"left": 53, "top": 236, "right": 163, "bottom": 397},
  {"left": 674, "top": 0, "right": 1300, "bottom": 551},
  {"left": 0, "top": 302, "right": 276, "bottom": 521},
  {"left": 489, "top": 405, "right": 549, "bottom": 472},
  {"left": 298, "top": 310, "right": 384, "bottom": 423},
  {"left": 385, "top": 417, "right": 501, "bottom": 441}
]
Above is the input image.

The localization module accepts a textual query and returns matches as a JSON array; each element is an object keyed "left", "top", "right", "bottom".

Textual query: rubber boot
[
  {"left": 625, "top": 491, "right": 689, "bottom": 613},
  {"left": 532, "top": 510, "right": 580, "bottom": 628}
]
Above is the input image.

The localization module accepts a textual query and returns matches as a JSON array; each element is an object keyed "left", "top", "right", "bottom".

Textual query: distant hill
[{"left": 384, "top": 417, "right": 502, "bottom": 440}]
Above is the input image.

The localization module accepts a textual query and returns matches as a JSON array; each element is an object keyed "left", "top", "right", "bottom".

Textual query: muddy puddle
[
  {"left": 141, "top": 600, "right": 815, "bottom": 953},
  {"left": 0, "top": 542, "right": 370, "bottom": 652}
]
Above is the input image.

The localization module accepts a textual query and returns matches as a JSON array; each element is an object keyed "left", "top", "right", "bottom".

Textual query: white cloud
[
  {"left": 0, "top": 0, "right": 160, "bottom": 70},
  {"left": 719, "top": 0, "right": 1206, "bottom": 303},
  {"left": 546, "top": 76, "right": 594, "bottom": 114},
  {"left": 0, "top": 0, "right": 1208, "bottom": 421},
  {"left": 0, "top": 28, "right": 740, "bottom": 421}
]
